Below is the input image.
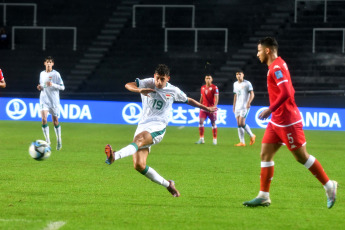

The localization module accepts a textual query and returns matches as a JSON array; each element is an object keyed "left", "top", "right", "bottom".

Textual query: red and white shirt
[
  {"left": 201, "top": 84, "right": 218, "bottom": 109},
  {"left": 267, "top": 57, "right": 302, "bottom": 126}
]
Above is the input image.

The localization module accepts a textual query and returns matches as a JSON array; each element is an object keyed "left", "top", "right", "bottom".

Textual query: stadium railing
[
  {"left": 164, "top": 28, "right": 228, "bottom": 52},
  {"left": 11, "top": 26, "right": 77, "bottom": 51},
  {"left": 0, "top": 3, "right": 37, "bottom": 26},
  {"left": 132, "top": 4, "right": 195, "bottom": 28},
  {"left": 312, "top": 28, "right": 345, "bottom": 53},
  {"left": 294, "top": 0, "right": 345, "bottom": 23}
]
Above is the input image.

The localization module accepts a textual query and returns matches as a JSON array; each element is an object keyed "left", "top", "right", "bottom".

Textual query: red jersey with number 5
[
  {"left": 201, "top": 84, "right": 218, "bottom": 107},
  {"left": 267, "top": 57, "right": 302, "bottom": 126}
]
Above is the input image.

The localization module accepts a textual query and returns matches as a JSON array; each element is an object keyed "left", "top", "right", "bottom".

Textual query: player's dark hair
[
  {"left": 155, "top": 64, "right": 170, "bottom": 76},
  {"left": 44, "top": 56, "right": 54, "bottom": 62},
  {"left": 236, "top": 69, "right": 244, "bottom": 74},
  {"left": 258, "top": 37, "right": 278, "bottom": 51}
]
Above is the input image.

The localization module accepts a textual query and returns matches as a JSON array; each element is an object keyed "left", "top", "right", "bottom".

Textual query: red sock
[
  {"left": 212, "top": 126, "right": 217, "bottom": 139},
  {"left": 308, "top": 159, "right": 329, "bottom": 185},
  {"left": 260, "top": 165, "right": 274, "bottom": 192},
  {"left": 199, "top": 126, "right": 204, "bottom": 138}
]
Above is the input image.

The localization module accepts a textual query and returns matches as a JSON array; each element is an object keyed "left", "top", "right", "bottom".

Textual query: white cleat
[
  {"left": 195, "top": 139, "right": 205, "bottom": 144},
  {"left": 326, "top": 180, "right": 338, "bottom": 209},
  {"left": 213, "top": 139, "right": 217, "bottom": 145}
]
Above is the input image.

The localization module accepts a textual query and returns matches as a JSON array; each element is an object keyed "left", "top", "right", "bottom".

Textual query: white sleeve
[
  {"left": 52, "top": 73, "right": 65, "bottom": 90},
  {"left": 174, "top": 87, "right": 188, "bottom": 103},
  {"left": 248, "top": 81, "right": 253, "bottom": 91},
  {"left": 135, "top": 77, "right": 155, "bottom": 89}
]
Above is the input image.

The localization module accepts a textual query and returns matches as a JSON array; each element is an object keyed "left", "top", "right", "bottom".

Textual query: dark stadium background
[{"left": 1, "top": 0, "right": 344, "bottom": 107}]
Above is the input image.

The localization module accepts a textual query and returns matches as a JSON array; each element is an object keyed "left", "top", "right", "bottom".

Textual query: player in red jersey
[
  {"left": 243, "top": 37, "right": 337, "bottom": 208},
  {"left": 195, "top": 75, "right": 219, "bottom": 145},
  {"left": 0, "top": 69, "right": 6, "bottom": 88}
]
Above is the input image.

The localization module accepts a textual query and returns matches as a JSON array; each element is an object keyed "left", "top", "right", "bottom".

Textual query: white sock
[
  {"left": 115, "top": 143, "right": 138, "bottom": 160},
  {"left": 258, "top": 191, "right": 270, "bottom": 198},
  {"left": 54, "top": 125, "right": 62, "bottom": 143},
  {"left": 42, "top": 124, "right": 50, "bottom": 144},
  {"left": 238, "top": 127, "right": 245, "bottom": 143},
  {"left": 244, "top": 124, "right": 254, "bottom": 137},
  {"left": 323, "top": 180, "right": 333, "bottom": 191},
  {"left": 141, "top": 166, "right": 170, "bottom": 187}
]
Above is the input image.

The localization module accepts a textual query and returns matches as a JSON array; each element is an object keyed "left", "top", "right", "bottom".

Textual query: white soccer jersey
[
  {"left": 233, "top": 80, "right": 253, "bottom": 110},
  {"left": 39, "top": 69, "right": 65, "bottom": 108},
  {"left": 136, "top": 78, "right": 188, "bottom": 126}
]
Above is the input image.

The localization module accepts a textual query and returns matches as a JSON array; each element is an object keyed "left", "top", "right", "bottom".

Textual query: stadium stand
[{"left": 1, "top": 0, "right": 344, "bottom": 105}]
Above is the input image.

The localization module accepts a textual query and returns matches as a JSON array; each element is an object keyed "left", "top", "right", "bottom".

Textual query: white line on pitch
[
  {"left": 0, "top": 219, "right": 41, "bottom": 222},
  {"left": 42, "top": 221, "right": 66, "bottom": 230}
]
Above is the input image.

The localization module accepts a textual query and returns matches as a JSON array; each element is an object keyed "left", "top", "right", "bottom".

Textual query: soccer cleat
[
  {"left": 326, "top": 180, "right": 338, "bottom": 209},
  {"left": 234, "top": 142, "right": 246, "bottom": 147},
  {"left": 167, "top": 180, "right": 180, "bottom": 197},
  {"left": 105, "top": 144, "right": 115, "bottom": 165},
  {"left": 213, "top": 139, "right": 217, "bottom": 145},
  {"left": 250, "top": 134, "right": 256, "bottom": 145},
  {"left": 243, "top": 197, "right": 271, "bottom": 207},
  {"left": 195, "top": 139, "right": 205, "bottom": 144},
  {"left": 56, "top": 141, "right": 62, "bottom": 151}
]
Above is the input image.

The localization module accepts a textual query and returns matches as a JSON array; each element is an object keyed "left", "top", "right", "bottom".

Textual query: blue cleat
[
  {"left": 327, "top": 180, "right": 338, "bottom": 209},
  {"left": 243, "top": 197, "right": 271, "bottom": 207}
]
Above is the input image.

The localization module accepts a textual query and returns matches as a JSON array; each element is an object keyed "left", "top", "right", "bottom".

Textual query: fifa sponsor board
[{"left": 0, "top": 97, "right": 344, "bottom": 131}]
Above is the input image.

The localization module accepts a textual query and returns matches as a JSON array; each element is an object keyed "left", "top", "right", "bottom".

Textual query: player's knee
[{"left": 134, "top": 162, "right": 146, "bottom": 172}]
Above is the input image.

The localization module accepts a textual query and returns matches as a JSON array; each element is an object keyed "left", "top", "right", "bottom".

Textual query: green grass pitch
[{"left": 0, "top": 120, "right": 343, "bottom": 229}]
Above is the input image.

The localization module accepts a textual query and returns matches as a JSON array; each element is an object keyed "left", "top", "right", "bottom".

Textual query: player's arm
[
  {"left": 47, "top": 82, "right": 65, "bottom": 90},
  {"left": 125, "top": 82, "right": 154, "bottom": 96},
  {"left": 187, "top": 97, "right": 216, "bottom": 113},
  {"left": 233, "top": 94, "right": 237, "bottom": 113},
  {"left": 259, "top": 81, "right": 291, "bottom": 120},
  {"left": 0, "top": 79, "right": 6, "bottom": 88},
  {"left": 246, "top": 90, "right": 255, "bottom": 109}
]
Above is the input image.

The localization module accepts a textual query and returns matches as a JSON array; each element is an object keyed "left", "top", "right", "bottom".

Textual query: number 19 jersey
[{"left": 135, "top": 78, "right": 188, "bottom": 126}]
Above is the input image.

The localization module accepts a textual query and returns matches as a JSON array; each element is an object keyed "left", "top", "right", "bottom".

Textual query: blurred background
[{"left": 1, "top": 0, "right": 344, "bottom": 107}]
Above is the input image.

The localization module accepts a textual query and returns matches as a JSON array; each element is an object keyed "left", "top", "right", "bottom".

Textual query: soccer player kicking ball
[
  {"left": 104, "top": 64, "right": 216, "bottom": 197},
  {"left": 37, "top": 56, "right": 65, "bottom": 150},
  {"left": 243, "top": 37, "right": 338, "bottom": 208},
  {"left": 233, "top": 70, "right": 255, "bottom": 146},
  {"left": 195, "top": 74, "right": 219, "bottom": 145}
]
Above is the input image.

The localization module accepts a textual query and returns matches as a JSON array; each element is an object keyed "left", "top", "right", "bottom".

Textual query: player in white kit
[
  {"left": 37, "top": 56, "right": 65, "bottom": 150},
  {"left": 104, "top": 64, "right": 216, "bottom": 197},
  {"left": 233, "top": 70, "right": 255, "bottom": 146}
]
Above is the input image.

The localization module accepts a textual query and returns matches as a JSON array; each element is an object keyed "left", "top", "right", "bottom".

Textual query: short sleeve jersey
[
  {"left": 136, "top": 78, "right": 188, "bottom": 126},
  {"left": 233, "top": 80, "right": 253, "bottom": 110},
  {"left": 267, "top": 57, "right": 302, "bottom": 126},
  {"left": 39, "top": 69, "right": 64, "bottom": 108},
  {"left": 0, "top": 69, "right": 4, "bottom": 81},
  {"left": 201, "top": 84, "right": 218, "bottom": 108}
]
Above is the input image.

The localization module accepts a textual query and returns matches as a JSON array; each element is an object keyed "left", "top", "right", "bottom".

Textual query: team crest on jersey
[
  {"left": 165, "top": 94, "right": 171, "bottom": 99},
  {"left": 209, "top": 87, "right": 212, "bottom": 90}
]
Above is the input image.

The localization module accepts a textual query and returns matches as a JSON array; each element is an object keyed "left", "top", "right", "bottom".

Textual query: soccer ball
[{"left": 28, "top": 140, "right": 51, "bottom": 160}]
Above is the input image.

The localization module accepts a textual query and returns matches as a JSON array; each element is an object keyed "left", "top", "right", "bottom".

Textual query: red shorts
[
  {"left": 262, "top": 122, "right": 306, "bottom": 151},
  {"left": 199, "top": 110, "right": 217, "bottom": 123}
]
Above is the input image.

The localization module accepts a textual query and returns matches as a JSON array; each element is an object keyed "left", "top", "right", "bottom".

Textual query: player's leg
[
  {"left": 291, "top": 145, "right": 338, "bottom": 208},
  {"left": 240, "top": 110, "right": 256, "bottom": 145},
  {"left": 105, "top": 130, "right": 152, "bottom": 165},
  {"left": 235, "top": 115, "right": 245, "bottom": 146},
  {"left": 196, "top": 111, "right": 206, "bottom": 144},
  {"left": 41, "top": 110, "right": 50, "bottom": 145},
  {"left": 243, "top": 123, "right": 281, "bottom": 207},
  {"left": 210, "top": 112, "right": 217, "bottom": 145},
  {"left": 52, "top": 115, "right": 62, "bottom": 150},
  {"left": 132, "top": 148, "right": 180, "bottom": 197}
]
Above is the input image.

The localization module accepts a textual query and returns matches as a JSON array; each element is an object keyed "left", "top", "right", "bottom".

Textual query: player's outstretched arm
[
  {"left": 125, "top": 82, "right": 154, "bottom": 96},
  {"left": 187, "top": 97, "right": 216, "bottom": 113}
]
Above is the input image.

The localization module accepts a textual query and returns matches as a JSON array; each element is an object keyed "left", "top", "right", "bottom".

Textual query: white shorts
[
  {"left": 134, "top": 121, "right": 166, "bottom": 151},
  {"left": 40, "top": 103, "right": 60, "bottom": 117},
  {"left": 234, "top": 108, "right": 250, "bottom": 118}
]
